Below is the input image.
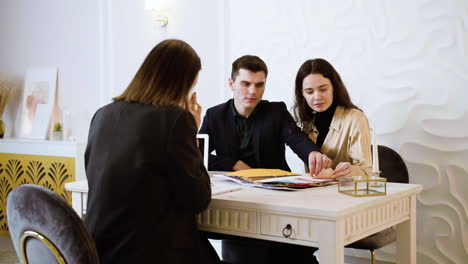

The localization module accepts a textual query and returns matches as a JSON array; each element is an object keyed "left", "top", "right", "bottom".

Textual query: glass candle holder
[{"left": 338, "top": 175, "right": 387, "bottom": 197}]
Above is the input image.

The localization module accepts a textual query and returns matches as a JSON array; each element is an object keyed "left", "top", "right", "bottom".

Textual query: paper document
[
  {"left": 226, "top": 169, "right": 299, "bottom": 180},
  {"left": 257, "top": 175, "right": 336, "bottom": 183},
  {"left": 211, "top": 184, "right": 241, "bottom": 196},
  {"left": 213, "top": 173, "right": 338, "bottom": 191}
]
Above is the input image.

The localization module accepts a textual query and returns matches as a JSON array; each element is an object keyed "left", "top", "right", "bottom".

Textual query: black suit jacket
[
  {"left": 199, "top": 99, "right": 320, "bottom": 171},
  {"left": 84, "top": 101, "right": 219, "bottom": 264}
]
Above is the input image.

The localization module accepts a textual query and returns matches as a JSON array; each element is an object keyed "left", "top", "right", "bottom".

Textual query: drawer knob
[{"left": 282, "top": 224, "right": 292, "bottom": 238}]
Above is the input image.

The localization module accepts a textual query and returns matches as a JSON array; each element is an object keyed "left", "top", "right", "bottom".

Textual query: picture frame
[{"left": 19, "top": 67, "right": 57, "bottom": 139}]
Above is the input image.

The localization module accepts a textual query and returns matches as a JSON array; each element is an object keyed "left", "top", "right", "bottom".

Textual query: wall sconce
[{"left": 145, "top": 0, "right": 170, "bottom": 27}]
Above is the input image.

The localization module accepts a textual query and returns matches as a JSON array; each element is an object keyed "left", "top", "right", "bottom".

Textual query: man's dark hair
[{"left": 231, "top": 55, "right": 268, "bottom": 80}]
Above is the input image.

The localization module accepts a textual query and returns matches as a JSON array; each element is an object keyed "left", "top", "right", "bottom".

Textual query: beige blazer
[{"left": 303, "top": 105, "right": 372, "bottom": 176}]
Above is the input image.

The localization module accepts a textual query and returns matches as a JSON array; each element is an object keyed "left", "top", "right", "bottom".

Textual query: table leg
[
  {"left": 396, "top": 195, "right": 417, "bottom": 264},
  {"left": 318, "top": 220, "right": 344, "bottom": 264},
  {"left": 71, "top": 192, "right": 83, "bottom": 218}
]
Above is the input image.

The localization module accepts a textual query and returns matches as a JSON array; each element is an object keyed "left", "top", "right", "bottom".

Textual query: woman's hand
[
  {"left": 308, "top": 151, "right": 332, "bottom": 176},
  {"left": 185, "top": 92, "right": 202, "bottom": 128},
  {"left": 332, "top": 162, "right": 353, "bottom": 177}
]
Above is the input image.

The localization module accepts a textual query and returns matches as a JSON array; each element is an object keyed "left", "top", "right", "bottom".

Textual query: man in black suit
[
  {"left": 200, "top": 55, "right": 330, "bottom": 175},
  {"left": 200, "top": 55, "right": 330, "bottom": 264}
]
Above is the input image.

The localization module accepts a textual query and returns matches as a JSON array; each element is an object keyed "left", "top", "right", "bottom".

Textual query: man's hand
[
  {"left": 332, "top": 162, "right": 353, "bottom": 177},
  {"left": 308, "top": 151, "right": 332, "bottom": 176},
  {"left": 232, "top": 160, "right": 251, "bottom": 171}
]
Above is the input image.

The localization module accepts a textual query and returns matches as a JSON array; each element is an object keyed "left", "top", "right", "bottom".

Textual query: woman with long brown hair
[
  {"left": 84, "top": 39, "right": 220, "bottom": 264},
  {"left": 293, "top": 58, "right": 372, "bottom": 177}
]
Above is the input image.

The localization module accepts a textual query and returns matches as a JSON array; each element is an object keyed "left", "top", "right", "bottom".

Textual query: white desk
[{"left": 65, "top": 178, "right": 422, "bottom": 264}]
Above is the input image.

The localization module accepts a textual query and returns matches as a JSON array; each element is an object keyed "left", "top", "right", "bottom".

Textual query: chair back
[
  {"left": 376, "top": 145, "right": 409, "bottom": 184},
  {"left": 347, "top": 145, "right": 409, "bottom": 255},
  {"left": 7, "top": 184, "right": 99, "bottom": 264}
]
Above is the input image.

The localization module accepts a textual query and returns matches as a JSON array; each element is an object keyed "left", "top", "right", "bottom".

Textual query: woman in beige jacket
[{"left": 293, "top": 58, "right": 372, "bottom": 178}]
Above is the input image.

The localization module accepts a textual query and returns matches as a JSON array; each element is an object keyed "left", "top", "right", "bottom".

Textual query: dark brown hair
[
  {"left": 113, "top": 39, "right": 201, "bottom": 106},
  {"left": 231, "top": 55, "right": 268, "bottom": 80},
  {"left": 293, "top": 58, "right": 360, "bottom": 123}
]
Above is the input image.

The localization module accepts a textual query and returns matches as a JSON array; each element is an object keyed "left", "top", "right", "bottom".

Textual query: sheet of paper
[
  {"left": 226, "top": 168, "right": 299, "bottom": 178},
  {"left": 212, "top": 174, "right": 338, "bottom": 190},
  {"left": 211, "top": 184, "right": 241, "bottom": 196}
]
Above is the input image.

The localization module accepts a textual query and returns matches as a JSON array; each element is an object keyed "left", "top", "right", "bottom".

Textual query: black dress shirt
[
  {"left": 199, "top": 99, "right": 320, "bottom": 171},
  {"left": 230, "top": 101, "right": 258, "bottom": 167}
]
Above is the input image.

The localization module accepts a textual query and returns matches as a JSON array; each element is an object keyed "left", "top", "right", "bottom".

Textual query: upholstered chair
[
  {"left": 7, "top": 184, "right": 99, "bottom": 264},
  {"left": 346, "top": 145, "right": 410, "bottom": 264}
]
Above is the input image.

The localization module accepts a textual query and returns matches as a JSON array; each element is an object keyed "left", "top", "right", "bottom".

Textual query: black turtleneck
[{"left": 314, "top": 103, "right": 337, "bottom": 148}]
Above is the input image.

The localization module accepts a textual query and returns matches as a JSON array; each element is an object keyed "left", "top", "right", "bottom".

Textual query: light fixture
[{"left": 145, "top": 0, "right": 170, "bottom": 27}]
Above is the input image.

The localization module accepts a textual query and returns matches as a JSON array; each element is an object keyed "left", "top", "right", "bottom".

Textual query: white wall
[
  {"left": 0, "top": 0, "right": 101, "bottom": 140},
  {"left": 107, "top": 0, "right": 225, "bottom": 116},
  {"left": 224, "top": 0, "right": 468, "bottom": 263},
  {"left": 0, "top": 0, "right": 224, "bottom": 140},
  {"left": 1, "top": 0, "right": 467, "bottom": 263}
]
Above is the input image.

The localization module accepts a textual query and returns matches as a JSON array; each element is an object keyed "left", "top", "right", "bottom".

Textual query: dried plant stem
[{"left": 0, "top": 79, "right": 16, "bottom": 118}]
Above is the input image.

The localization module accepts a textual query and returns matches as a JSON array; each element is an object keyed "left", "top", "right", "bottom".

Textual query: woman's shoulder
[
  {"left": 340, "top": 106, "right": 367, "bottom": 121},
  {"left": 152, "top": 105, "right": 194, "bottom": 126},
  {"left": 336, "top": 106, "right": 370, "bottom": 131},
  {"left": 113, "top": 100, "right": 190, "bottom": 123}
]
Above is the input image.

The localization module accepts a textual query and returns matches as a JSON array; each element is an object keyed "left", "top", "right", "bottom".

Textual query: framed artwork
[{"left": 19, "top": 67, "right": 57, "bottom": 139}]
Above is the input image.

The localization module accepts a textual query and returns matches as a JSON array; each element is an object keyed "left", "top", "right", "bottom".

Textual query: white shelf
[
  {"left": 0, "top": 138, "right": 87, "bottom": 180},
  {"left": 0, "top": 138, "right": 86, "bottom": 157}
]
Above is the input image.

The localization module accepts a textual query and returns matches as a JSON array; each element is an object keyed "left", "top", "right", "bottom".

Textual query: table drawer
[
  {"left": 260, "top": 213, "right": 318, "bottom": 242},
  {"left": 198, "top": 207, "right": 257, "bottom": 234}
]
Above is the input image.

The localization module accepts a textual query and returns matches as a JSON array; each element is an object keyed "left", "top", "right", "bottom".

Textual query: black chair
[
  {"left": 346, "top": 145, "right": 409, "bottom": 264},
  {"left": 7, "top": 184, "right": 99, "bottom": 264}
]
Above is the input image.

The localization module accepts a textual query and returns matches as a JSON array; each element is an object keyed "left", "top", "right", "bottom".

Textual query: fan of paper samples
[{"left": 214, "top": 168, "right": 338, "bottom": 190}]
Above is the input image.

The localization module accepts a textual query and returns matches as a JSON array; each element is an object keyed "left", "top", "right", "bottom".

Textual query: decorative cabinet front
[
  {"left": 0, "top": 139, "right": 85, "bottom": 235},
  {"left": 197, "top": 206, "right": 257, "bottom": 234}
]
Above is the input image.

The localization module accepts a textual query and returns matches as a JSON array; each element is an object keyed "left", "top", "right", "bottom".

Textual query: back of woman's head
[
  {"left": 114, "top": 39, "right": 201, "bottom": 106},
  {"left": 293, "top": 58, "right": 359, "bottom": 122}
]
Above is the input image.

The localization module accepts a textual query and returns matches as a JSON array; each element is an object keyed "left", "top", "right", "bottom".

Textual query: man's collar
[{"left": 230, "top": 99, "right": 260, "bottom": 118}]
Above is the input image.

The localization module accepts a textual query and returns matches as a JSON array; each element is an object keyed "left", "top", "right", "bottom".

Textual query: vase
[
  {"left": 0, "top": 120, "right": 5, "bottom": 138},
  {"left": 51, "top": 131, "right": 63, "bottom": 141}
]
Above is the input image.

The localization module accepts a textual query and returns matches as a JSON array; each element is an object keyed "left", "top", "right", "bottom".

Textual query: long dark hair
[
  {"left": 113, "top": 39, "right": 201, "bottom": 106},
  {"left": 293, "top": 58, "right": 360, "bottom": 123}
]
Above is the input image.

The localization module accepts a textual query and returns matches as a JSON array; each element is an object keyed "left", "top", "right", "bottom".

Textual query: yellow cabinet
[{"left": 0, "top": 139, "right": 85, "bottom": 235}]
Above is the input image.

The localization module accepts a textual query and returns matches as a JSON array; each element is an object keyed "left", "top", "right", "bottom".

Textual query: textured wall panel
[
  {"left": 226, "top": 0, "right": 468, "bottom": 263},
  {"left": 0, "top": 154, "right": 76, "bottom": 235}
]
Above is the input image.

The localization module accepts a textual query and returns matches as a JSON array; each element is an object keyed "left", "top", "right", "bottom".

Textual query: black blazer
[
  {"left": 84, "top": 101, "right": 219, "bottom": 264},
  {"left": 199, "top": 99, "right": 320, "bottom": 171}
]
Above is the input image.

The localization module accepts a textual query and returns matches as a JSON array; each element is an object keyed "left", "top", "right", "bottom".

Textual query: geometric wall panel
[{"left": 0, "top": 153, "right": 75, "bottom": 235}]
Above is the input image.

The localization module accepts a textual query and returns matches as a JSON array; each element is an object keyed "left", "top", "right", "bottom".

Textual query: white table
[{"left": 65, "top": 178, "right": 422, "bottom": 264}]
